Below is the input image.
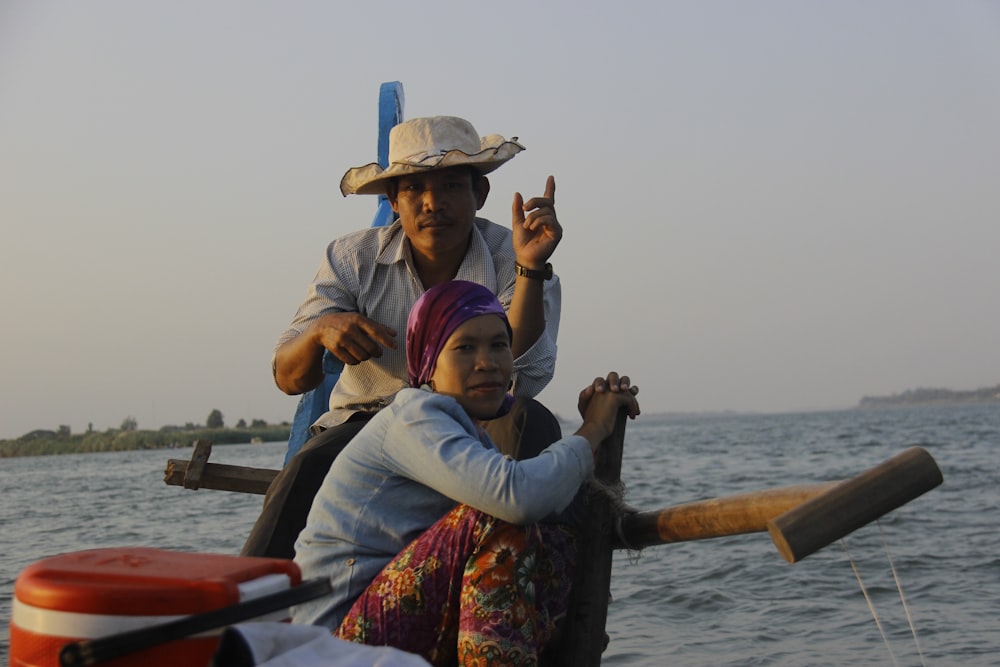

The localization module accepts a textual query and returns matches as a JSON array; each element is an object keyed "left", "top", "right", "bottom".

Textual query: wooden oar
[
  {"left": 615, "top": 482, "right": 840, "bottom": 550},
  {"left": 614, "top": 446, "right": 943, "bottom": 561},
  {"left": 768, "top": 446, "right": 942, "bottom": 562}
]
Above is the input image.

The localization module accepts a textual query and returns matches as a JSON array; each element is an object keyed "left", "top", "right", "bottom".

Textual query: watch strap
[{"left": 514, "top": 262, "right": 553, "bottom": 281}]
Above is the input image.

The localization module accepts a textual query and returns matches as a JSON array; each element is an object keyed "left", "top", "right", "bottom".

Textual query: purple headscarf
[{"left": 406, "top": 281, "right": 515, "bottom": 417}]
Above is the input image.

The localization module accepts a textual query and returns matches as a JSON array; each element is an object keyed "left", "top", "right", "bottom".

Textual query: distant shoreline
[
  {"left": 0, "top": 425, "right": 291, "bottom": 458},
  {"left": 857, "top": 384, "right": 1000, "bottom": 409},
  {"left": 7, "top": 385, "right": 998, "bottom": 456}
]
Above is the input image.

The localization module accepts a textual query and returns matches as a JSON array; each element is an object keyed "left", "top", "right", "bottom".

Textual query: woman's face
[{"left": 429, "top": 314, "right": 513, "bottom": 420}]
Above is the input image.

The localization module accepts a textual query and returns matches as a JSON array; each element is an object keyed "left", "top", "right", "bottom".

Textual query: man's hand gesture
[{"left": 512, "top": 175, "right": 562, "bottom": 268}]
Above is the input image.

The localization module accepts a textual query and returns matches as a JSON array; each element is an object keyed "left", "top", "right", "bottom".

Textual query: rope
[
  {"left": 585, "top": 476, "right": 630, "bottom": 510},
  {"left": 879, "top": 522, "right": 928, "bottom": 666},
  {"left": 586, "top": 477, "right": 642, "bottom": 564},
  {"left": 842, "top": 536, "right": 902, "bottom": 667}
]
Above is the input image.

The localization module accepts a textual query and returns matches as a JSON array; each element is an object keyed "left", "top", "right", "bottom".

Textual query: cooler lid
[{"left": 14, "top": 547, "right": 301, "bottom": 615}]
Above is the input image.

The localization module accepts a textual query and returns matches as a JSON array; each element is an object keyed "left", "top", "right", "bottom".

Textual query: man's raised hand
[{"left": 512, "top": 175, "right": 562, "bottom": 267}]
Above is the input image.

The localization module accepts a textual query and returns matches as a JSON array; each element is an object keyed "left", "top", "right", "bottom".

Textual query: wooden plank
[
  {"left": 552, "top": 409, "right": 628, "bottom": 666},
  {"left": 183, "top": 440, "right": 213, "bottom": 489},
  {"left": 165, "top": 459, "right": 277, "bottom": 495}
]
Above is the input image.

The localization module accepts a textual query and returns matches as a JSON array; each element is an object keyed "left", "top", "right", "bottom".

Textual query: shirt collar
[{"left": 375, "top": 218, "right": 499, "bottom": 292}]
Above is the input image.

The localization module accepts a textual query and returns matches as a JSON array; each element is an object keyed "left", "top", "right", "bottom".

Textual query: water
[{"left": 2, "top": 404, "right": 998, "bottom": 665}]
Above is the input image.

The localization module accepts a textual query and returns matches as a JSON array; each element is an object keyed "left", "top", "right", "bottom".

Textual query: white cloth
[{"left": 222, "top": 622, "right": 431, "bottom": 667}]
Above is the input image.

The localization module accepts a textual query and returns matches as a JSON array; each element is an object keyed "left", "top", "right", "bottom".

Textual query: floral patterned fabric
[{"left": 335, "top": 504, "right": 577, "bottom": 666}]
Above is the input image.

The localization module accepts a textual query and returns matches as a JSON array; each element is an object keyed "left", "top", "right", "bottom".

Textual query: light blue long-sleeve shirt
[{"left": 292, "top": 388, "right": 593, "bottom": 629}]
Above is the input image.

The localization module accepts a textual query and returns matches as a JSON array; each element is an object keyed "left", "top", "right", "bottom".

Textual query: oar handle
[
  {"left": 59, "top": 577, "right": 332, "bottom": 667},
  {"left": 767, "top": 446, "right": 943, "bottom": 562},
  {"left": 613, "top": 446, "right": 943, "bottom": 560},
  {"left": 615, "top": 483, "right": 838, "bottom": 550}
]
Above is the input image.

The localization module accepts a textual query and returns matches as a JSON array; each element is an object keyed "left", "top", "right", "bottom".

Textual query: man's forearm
[
  {"left": 507, "top": 273, "right": 546, "bottom": 359},
  {"left": 273, "top": 333, "right": 326, "bottom": 395}
]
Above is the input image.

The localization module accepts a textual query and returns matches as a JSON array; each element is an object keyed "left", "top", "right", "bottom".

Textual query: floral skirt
[{"left": 335, "top": 504, "right": 578, "bottom": 666}]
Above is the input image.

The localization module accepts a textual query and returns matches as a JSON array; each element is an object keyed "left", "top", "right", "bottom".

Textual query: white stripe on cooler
[{"left": 12, "top": 573, "right": 293, "bottom": 638}]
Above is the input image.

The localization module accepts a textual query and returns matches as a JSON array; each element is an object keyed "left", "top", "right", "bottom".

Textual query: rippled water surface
[{"left": 3, "top": 404, "right": 998, "bottom": 665}]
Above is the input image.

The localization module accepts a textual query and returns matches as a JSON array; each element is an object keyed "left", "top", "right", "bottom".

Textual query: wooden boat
[
  {"left": 10, "top": 411, "right": 939, "bottom": 667},
  {"left": 13, "top": 411, "right": 941, "bottom": 667},
  {"left": 160, "top": 416, "right": 943, "bottom": 667},
  {"left": 12, "top": 82, "right": 944, "bottom": 667}
]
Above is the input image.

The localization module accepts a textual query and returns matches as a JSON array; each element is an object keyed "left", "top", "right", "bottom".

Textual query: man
[{"left": 243, "top": 116, "right": 564, "bottom": 558}]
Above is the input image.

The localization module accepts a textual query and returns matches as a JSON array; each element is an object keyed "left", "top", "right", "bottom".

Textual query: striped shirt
[{"left": 276, "top": 217, "right": 560, "bottom": 431}]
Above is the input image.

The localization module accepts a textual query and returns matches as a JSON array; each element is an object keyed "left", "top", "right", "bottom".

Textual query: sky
[{"left": 1, "top": 1, "right": 998, "bottom": 440}]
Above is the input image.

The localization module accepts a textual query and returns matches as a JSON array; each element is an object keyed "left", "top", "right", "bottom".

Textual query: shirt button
[{"left": 345, "top": 558, "right": 355, "bottom": 566}]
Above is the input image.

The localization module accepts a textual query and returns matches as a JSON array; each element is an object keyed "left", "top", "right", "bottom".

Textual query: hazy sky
[{"left": 2, "top": 1, "right": 998, "bottom": 440}]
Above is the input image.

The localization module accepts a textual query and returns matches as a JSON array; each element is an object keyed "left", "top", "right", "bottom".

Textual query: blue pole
[{"left": 283, "top": 82, "right": 405, "bottom": 464}]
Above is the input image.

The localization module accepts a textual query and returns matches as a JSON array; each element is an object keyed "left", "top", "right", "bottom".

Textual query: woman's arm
[{"left": 382, "top": 391, "right": 592, "bottom": 524}]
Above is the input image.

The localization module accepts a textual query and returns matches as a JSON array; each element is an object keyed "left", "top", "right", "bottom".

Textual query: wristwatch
[{"left": 514, "top": 262, "right": 553, "bottom": 281}]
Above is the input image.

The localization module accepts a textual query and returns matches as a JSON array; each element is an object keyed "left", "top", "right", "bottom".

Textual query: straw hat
[{"left": 339, "top": 116, "right": 525, "bottom": 196}]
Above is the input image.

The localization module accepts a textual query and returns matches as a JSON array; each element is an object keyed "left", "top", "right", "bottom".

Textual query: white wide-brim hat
[{"left": 339, "top": 116, "right": 525, "bottom": 196}]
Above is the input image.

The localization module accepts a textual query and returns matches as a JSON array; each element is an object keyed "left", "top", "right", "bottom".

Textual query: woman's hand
[
  {"left": 574, "top": 372, "right": 640, "bottom": 450},
  {"left": 577, "top": 372, "right": 639, "bottom": 419}
]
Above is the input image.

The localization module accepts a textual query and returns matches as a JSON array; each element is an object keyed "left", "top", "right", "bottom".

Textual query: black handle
[{"left": 59, "top": 576, "right": 332, "bottom": 667}]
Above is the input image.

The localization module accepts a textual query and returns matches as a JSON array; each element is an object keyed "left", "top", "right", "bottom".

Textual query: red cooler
[{"left": 9, "top": 547, "right": 302, "bottom": 667}]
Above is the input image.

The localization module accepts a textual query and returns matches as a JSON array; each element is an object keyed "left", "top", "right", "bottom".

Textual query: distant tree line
[
  {"left": 858, "top": 384, "right": 1000, "bottom": 408},
  {"left": 0, "top": 408, "right": 291, "bottom": 458}
]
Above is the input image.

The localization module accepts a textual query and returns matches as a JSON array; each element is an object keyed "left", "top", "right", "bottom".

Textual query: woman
[{"left": 293, "top": 280, "right": 640, "bottom": 665}]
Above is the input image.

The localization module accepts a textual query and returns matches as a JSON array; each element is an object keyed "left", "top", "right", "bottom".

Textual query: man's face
[{"left": 388, "top": 167, "right": 488, "bottom": 262}]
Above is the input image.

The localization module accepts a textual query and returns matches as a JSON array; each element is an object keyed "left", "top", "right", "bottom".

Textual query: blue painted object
[
  {"left": 283, "top": 81, "right": 405, "bottom": 465},
  {"left": 373, "top": 81, "right": 405, "bottom": 229}
]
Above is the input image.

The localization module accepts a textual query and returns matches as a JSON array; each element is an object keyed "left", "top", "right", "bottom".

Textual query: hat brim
[{"left": 339, "top": 139, "right": 525, "bottom": 196}]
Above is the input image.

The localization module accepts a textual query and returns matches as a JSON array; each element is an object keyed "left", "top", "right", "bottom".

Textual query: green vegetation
[
  {"left": 858, "top": 384, "right": 1000, "bottom": 408},
  {"left": 206, "top": 409, "right": 225, "bottom": 429},
  {"left": 0, "top": 409, "right": 291, "bottom": 458}
]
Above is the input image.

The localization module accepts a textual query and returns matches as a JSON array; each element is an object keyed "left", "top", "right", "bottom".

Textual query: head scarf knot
[{"left": 406, "top": 281, "right": 514, "bottom": 418}]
